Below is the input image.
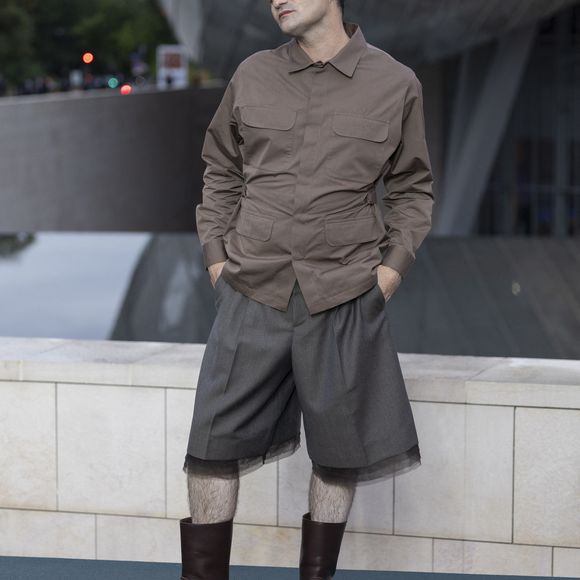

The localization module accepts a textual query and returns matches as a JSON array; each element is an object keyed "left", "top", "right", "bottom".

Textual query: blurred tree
[
  {"left": 0, "top": 1, "right": 38, "bottom": 84},
  {"left": 71, "top": 0, "right": 175, "bottom": 75},
  {"left": 21, "top": 0, "right": 93, "bottom": 79},
  {"left": 0, "top": 234, "right": 35, "bottom": 257},
  {"left": 0, "top": 0, "right": 176, "bottom": 90}
]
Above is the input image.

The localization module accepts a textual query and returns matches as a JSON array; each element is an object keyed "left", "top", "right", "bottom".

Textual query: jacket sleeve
[
  {"left": 195, "top": 70, "right": 244, "bottom": 270},
  {"left": 380, "top": 72, "right": 434, "bottom": 278}
]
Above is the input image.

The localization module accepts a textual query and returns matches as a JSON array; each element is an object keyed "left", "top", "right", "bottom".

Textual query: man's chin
[
  {"left": 280, "top": 23, "right": 297, "bottom": 35},
  {"left": 279, "top": 18, "right": 305, "bottom": 36}
]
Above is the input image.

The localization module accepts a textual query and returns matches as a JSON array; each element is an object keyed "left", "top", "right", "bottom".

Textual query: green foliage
[
  {"left": 0, "top": 1, "right": 37, "bottom": 83},
  {"left": 0, "top": 0, "right": 176, "bottom": 88}
]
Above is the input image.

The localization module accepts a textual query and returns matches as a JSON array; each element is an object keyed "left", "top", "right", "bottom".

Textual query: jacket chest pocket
[
  {"left": 239, "top": 105, "right": 297, "bottom": 173},
  {"left": 324, "top": 113, "right": 389, "bottom": 183}
]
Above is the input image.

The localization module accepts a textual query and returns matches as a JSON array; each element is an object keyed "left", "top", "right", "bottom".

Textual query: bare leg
[
  {"left": 309, "top": 468, "right": 356, "bottom": 523},
  {"left": 186, "top": 463, "right": 240, "bottom": 524}
]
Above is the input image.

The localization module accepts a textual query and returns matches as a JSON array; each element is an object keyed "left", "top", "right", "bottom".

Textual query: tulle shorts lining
[{"left": 183, "top": 435, "right": 421, "bottom": 485}]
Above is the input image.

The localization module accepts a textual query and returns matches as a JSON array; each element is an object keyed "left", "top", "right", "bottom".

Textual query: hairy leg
[
  {"left": 309, "top": 468, "right": 356, "bottom": 523},
  {"left": 186, "top": 462, "right": 240, "bottom": 524}
]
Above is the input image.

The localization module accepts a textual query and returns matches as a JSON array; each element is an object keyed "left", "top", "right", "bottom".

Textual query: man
[{"left": 180, "top": 0, "right": 434, "bottom": 578}]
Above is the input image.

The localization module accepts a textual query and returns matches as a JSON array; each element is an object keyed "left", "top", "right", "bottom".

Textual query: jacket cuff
[
  {"left": 202, "top": 238, "right": 229, "bottom": 270},
  {"left": 380, "top": 244, "right": 415, "bottom": 278}
]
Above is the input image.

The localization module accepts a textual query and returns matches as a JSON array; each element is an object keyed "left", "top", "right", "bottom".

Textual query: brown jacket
[{"left": 196, "top": 21, "right": 434, "bottom": 315}]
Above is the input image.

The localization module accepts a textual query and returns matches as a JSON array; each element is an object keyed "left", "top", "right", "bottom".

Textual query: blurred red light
[
  {"left": 120, "top": 84, "right": 132, "bottom": 95},
  {"left": 82, "top": 52, "right": 94, "bottom": 64}
]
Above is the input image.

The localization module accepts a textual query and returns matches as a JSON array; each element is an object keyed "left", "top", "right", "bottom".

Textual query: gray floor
[{"left": 0, "top": 556, "right": 566, "bottom": 580}]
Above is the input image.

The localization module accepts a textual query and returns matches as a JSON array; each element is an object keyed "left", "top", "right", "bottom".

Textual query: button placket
[{"left": 291, "top": 64, "right": 328, "bottom": 261}]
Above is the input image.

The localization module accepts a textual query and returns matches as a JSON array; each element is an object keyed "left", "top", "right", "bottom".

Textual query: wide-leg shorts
[{"left": 182, "top": 274, "right": 421, "bottom": 484}]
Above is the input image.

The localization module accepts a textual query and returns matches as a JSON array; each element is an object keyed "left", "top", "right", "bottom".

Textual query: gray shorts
[{"left": 182, "top": 275, "right": 421, "bottom": 484}]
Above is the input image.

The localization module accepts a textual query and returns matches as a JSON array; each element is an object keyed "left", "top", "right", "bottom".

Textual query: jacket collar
[{"left": 287, "top": 21, "right": 366, "bottom": 78}]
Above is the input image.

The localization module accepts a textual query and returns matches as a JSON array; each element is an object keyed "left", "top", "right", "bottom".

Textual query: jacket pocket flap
[
  {"left": 236, "top": 210, "right": 274, "bottom": 241},
  {"left": 324, "top": 215, "right": 379, "bottom": 246},
  {"left": 241, "top": 106, "right": 297, "bottom": 130},
  {"left": 332, "top": 113, "right": 389, "bottom": 142}
]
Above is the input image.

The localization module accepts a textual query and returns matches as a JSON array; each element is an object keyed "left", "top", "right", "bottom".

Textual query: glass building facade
[{"left": 479, "top": 4, "right": 580, "bottom": 236}]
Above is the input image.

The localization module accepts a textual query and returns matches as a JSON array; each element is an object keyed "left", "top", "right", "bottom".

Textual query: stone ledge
[
  {"left": 1, "top": 338, "right": 578, "bottom": 408},
  {"left": 1, "top": 339, "right": 579, "bottom": 569}
]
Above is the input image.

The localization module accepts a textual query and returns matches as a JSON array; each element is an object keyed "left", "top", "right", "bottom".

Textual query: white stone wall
[{"left": 0, "top": 337, "right": 579, "bottom": 576}]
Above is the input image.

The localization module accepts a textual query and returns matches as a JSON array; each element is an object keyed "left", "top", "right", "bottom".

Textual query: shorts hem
[
  {"left": 311, "top": 443, "right": 421, "bottom": 485},
  {"left": 182, "top": 433, "right": 301, "bottom": 479}
]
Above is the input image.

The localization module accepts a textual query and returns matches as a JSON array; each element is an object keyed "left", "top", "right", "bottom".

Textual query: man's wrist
[{"left": 378, "top": 263, "right": 402, "bottom": 279}]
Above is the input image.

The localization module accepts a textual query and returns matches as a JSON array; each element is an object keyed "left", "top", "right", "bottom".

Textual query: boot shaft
[
  {"left": 179, "top": 516, "right": 233, "bottom": 580},
  {"left": 299, "top": 511, "right": 347, "bottom": 580}
]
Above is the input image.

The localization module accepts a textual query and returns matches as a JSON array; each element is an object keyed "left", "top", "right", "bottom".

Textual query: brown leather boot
[
  {"left": 299, "top": 511, "right": 347, "bottom": 579},
  {"left": 179, "top": 516, "right": 233, "bottom": 580}
]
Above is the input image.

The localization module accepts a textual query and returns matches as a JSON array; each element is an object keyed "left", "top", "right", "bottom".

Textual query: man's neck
[{"left": 295, "top": 20, "right": 350, "bottom": 64}]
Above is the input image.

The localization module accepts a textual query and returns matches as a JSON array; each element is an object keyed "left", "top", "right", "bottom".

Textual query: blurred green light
[{"left": 108, "top": 77, "right": 119, "bottom": 89}]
